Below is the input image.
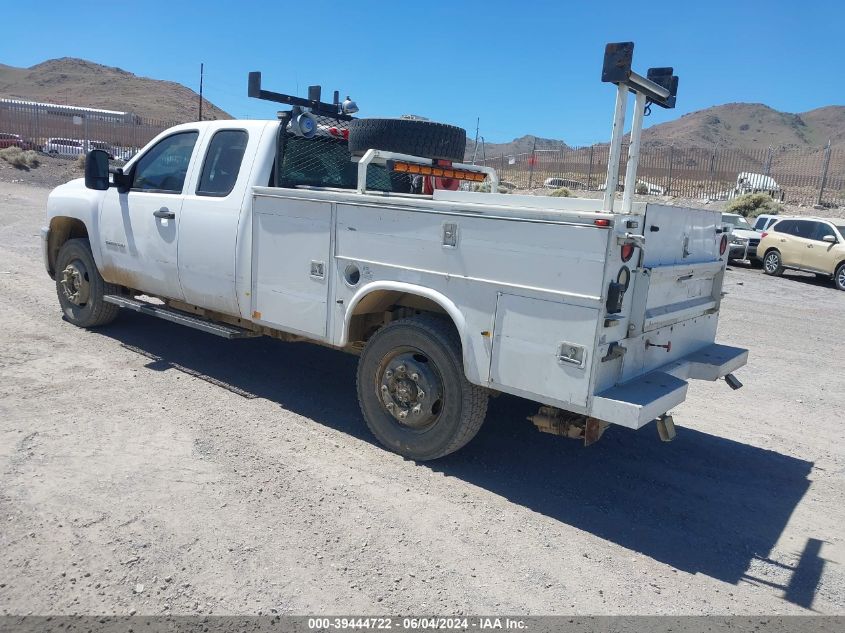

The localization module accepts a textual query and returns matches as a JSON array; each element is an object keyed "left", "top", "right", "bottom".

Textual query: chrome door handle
[{"left": 153, "top": 208, "right": 175, "bottom": 219}]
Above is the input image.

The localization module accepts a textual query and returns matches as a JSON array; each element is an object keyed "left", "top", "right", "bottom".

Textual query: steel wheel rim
[
  {"left": 764, "top": 253, "right": 778, "bottom": 272},
  {"left": 375, "top": 347, "right": 444, "bottom": 432},
  {"left": 60, "top": 259, "right": 91, "bottom": 306}
]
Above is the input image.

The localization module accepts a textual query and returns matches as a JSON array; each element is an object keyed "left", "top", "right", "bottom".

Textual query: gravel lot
[{"left": 1, "top": 181, "right": 843, "bottom": 616}]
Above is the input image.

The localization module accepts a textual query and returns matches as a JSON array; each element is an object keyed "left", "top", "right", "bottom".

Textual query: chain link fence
[{"left": 473, "top": 142, "right": 845, "bottom": 208}]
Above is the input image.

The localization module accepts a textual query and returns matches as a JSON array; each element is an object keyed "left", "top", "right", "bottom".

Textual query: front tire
[
  {"left": 356, "top": 315, "right": 488, "bottom": 460},
  {"left": 55, "top": 238, "right": 120, "bottom": 328},
  {"left": 835, "top": 263, "right": 845, "bottom": 291},
  {"left": 763, "top": 250, "right": 784, "bottom": 276}
]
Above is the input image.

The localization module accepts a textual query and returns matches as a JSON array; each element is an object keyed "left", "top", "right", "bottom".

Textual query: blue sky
[{"left": 3, "top": 0, "right": 842, "bottom": 145}]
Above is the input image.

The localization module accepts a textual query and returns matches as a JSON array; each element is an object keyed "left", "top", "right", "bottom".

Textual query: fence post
[
  {"left": 816, "top": 139, "right": 832, "bottom": 207},
  {"left": 527, "top": 137, "right": 537, "bottom": 190},
  {"left": 587, "top": 146, "right": 594, "bottom": 190},
  {"left": 667, "top": 145, "right": 674, "bottom": 195},
  {"left": 707, "top": 146, "right": 716, "bottom": 199},
  {"left": 764, "top": 146, "right": 774, "bottom": 176}
]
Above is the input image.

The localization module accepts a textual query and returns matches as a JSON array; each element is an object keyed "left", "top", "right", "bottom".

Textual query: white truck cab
[{"left": 41, "top": 43, "right": 747, "bottom": 459}]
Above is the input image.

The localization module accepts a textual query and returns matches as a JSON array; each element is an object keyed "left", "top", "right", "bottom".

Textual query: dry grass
[
  {"left": 549, "top": 187, "right": 572, "bottom": 197},
  {"left": 0, "top": 146, "right": 41, "bottom": 169},
  {"left": 76, "top": 153, "right": 86, "bottom": 170}
]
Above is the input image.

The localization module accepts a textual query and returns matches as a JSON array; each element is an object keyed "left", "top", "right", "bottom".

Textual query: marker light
[
  {"left": 621, "top": 243, "right": 635, "bottom": 262},
  {"left": 719, "top": 234, "right": 728, "bottom": 256}
]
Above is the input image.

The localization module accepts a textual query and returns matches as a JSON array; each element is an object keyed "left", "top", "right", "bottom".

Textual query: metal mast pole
[
  {"left": 603, "top": 83, "right": 628, "bottom": 212},
  {"left": 621, "top": 91, "right": 647, "bottom": 213},
  {"left": 198, "top": 63, "right": 204, "bottom": 121}
]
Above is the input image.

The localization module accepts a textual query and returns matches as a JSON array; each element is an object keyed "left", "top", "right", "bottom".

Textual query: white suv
[{"left": 43, "top": 138, "right": 86, "bottom": 157}]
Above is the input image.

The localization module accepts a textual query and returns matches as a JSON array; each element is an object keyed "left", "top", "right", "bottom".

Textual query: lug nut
[
  {"left": 385, "top": 369, "right": 393, "bottom": 378},
  {"left": 398, "top": 410, "right": 407, "bottom": 419},
  {"left": 412, "top": 405, "right": 422, "bottom": 414},
  {"left": 417, "top": 389, "right": 425, "bottom": 400},
  {"left": 381, "top": 385, "right": 388, "bottom": 392},
  {"left": 411, "top": 372, "right": 419, "bottom": 381},
  {"left": 396, "top": 364, "right": 406, "bottom": 374}
]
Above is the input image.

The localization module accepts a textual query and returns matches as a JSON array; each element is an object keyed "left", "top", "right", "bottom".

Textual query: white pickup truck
[{"left": 41, "top": 45, "right": 747, "bottom": 459}]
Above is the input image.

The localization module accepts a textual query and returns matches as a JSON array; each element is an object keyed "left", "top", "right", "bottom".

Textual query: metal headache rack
[
  {"left": 601, "top": 42, "right": 679, "bottom": 214},
  {"left": 247, "top": 71, "right": 495, "bottom": 195}
]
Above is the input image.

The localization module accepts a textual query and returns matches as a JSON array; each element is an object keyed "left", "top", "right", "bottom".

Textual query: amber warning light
[{"left": 388, "top": 160, "right": 487, "bottom": 183}]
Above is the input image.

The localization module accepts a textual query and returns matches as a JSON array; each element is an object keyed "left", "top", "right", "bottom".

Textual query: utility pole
[{"left": 198, "top": 63, "right": 204, "bottom": 121}]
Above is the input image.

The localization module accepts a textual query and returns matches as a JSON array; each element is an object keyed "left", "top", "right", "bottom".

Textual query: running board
[{"left": 103, "top": 295, "right": 259, "bottom": 339}]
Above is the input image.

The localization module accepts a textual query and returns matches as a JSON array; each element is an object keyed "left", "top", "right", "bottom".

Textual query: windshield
[
  {"left": 723, "top": 215, "right": 753, "bottom": 230},
  {"left": 837, "top": 226, "right": 845, "bottom": 239}
]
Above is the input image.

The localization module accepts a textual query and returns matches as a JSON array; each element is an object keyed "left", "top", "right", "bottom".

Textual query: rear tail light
[
  {"left": 620, "top": 243, "right": 635, "bottom": 262},
  {"left": 719, "top": 234, "right": 728, "bottom": 256}
]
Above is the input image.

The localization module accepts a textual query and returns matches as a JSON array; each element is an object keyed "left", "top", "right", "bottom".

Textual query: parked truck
[{"left": 41, "top": 43, "right": 747, "bottom": 459}]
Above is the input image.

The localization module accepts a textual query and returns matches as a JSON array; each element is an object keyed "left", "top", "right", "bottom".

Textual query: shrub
[
  {"left": 77, "top": 153, "right": 86, "bottom": 170},
  {"left": 636, "top": 182, "right": 649, "bottom": 195},
  {"left": 0, "top": 146, "right": 40, "bottom": 169},
  {"left": 472, "top": 181, "right": 510, "bottom": 194},
  {"left": 725, "top": 193, "right": 782, "bottom": 218},
  {"left": 549, "top": 187, "right": 571, "bottom": 197}
]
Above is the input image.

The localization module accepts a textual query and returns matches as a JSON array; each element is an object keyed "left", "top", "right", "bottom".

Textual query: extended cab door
[
  {"left": 98, "top": 130, "right": 201, "bottom": 300},
  {"left": 177, "top": 128, "right": 253, "bottom": 316}
]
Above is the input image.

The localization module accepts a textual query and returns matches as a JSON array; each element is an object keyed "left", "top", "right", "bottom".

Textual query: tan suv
[{"left": 758, "top": 217, "right": 845, "bottom": 290}]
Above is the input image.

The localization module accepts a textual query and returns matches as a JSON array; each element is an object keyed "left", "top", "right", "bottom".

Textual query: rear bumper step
[
  {"left": 103, "top": 295, "right": 259, "bottom": 339},
  {"left": 591, "top": 343, "right": 747, "bottom": 429}
]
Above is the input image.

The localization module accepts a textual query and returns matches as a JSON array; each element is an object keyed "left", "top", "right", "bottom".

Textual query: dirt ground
[{"left": 0, "top": 180, "right": 843, "bottom": 617}]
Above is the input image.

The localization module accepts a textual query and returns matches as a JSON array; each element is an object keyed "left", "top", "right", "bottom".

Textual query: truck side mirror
[{"left": 84, "top": 149, "right": 110, "bottom": 190}]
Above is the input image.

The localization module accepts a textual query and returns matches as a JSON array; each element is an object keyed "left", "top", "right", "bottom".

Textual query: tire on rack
[
  {"left": 356, "top": 314, "right": 488, "bottom": 460},
  {"left": 762, "top": 249, "right": 784, "bottom": 276},
  {"left": 347, "top": 118, "right": 466, "bottom": 162},
  {"left": 55, "top": 238, "right": 120, "bottom": 328}
]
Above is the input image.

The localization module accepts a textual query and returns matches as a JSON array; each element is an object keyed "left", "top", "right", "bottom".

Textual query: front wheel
[
  {"left": 835, "top": 263, "right": 845, "bottom": 291},
  {"left": 763, "top": 250, "right": 784, "bottom": 276},
  {"left": 356, "top": 315, "right": 488, "bottom": 460},
  {"left": 55, "top": 238, "right": 120, "bottom": 327}
]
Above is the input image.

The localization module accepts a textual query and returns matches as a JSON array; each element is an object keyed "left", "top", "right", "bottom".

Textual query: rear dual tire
[{"left": 356, "top": 315, "right": 488, "bottom": 461}]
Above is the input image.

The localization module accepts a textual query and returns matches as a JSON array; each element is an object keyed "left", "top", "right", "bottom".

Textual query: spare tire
[{"left": 347, "top": 118, "right": 466, "bottom": 162}]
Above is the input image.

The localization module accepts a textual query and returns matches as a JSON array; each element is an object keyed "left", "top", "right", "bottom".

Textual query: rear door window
[
  {"left": 773, "top": 220, "right": 795, "bottom": 234},
  {"left": 196, "top": 129, "right": 248, "bottom": 197},
  {"left": 792, "top": 220, "right": 813, "bottom": 239}
]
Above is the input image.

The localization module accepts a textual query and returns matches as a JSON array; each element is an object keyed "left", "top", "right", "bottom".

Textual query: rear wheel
[
  {"left": 763, "top": 250, "right": 784, "bottom": 276},
  {"left": 356, "top": 315, "right": 488, "bottom": 460},
  {"left": 835, "top": 263, "right": 845, "bottom": 291},
  {"left": 55, "top": 238, "right": 120, "bottom": 327}
]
